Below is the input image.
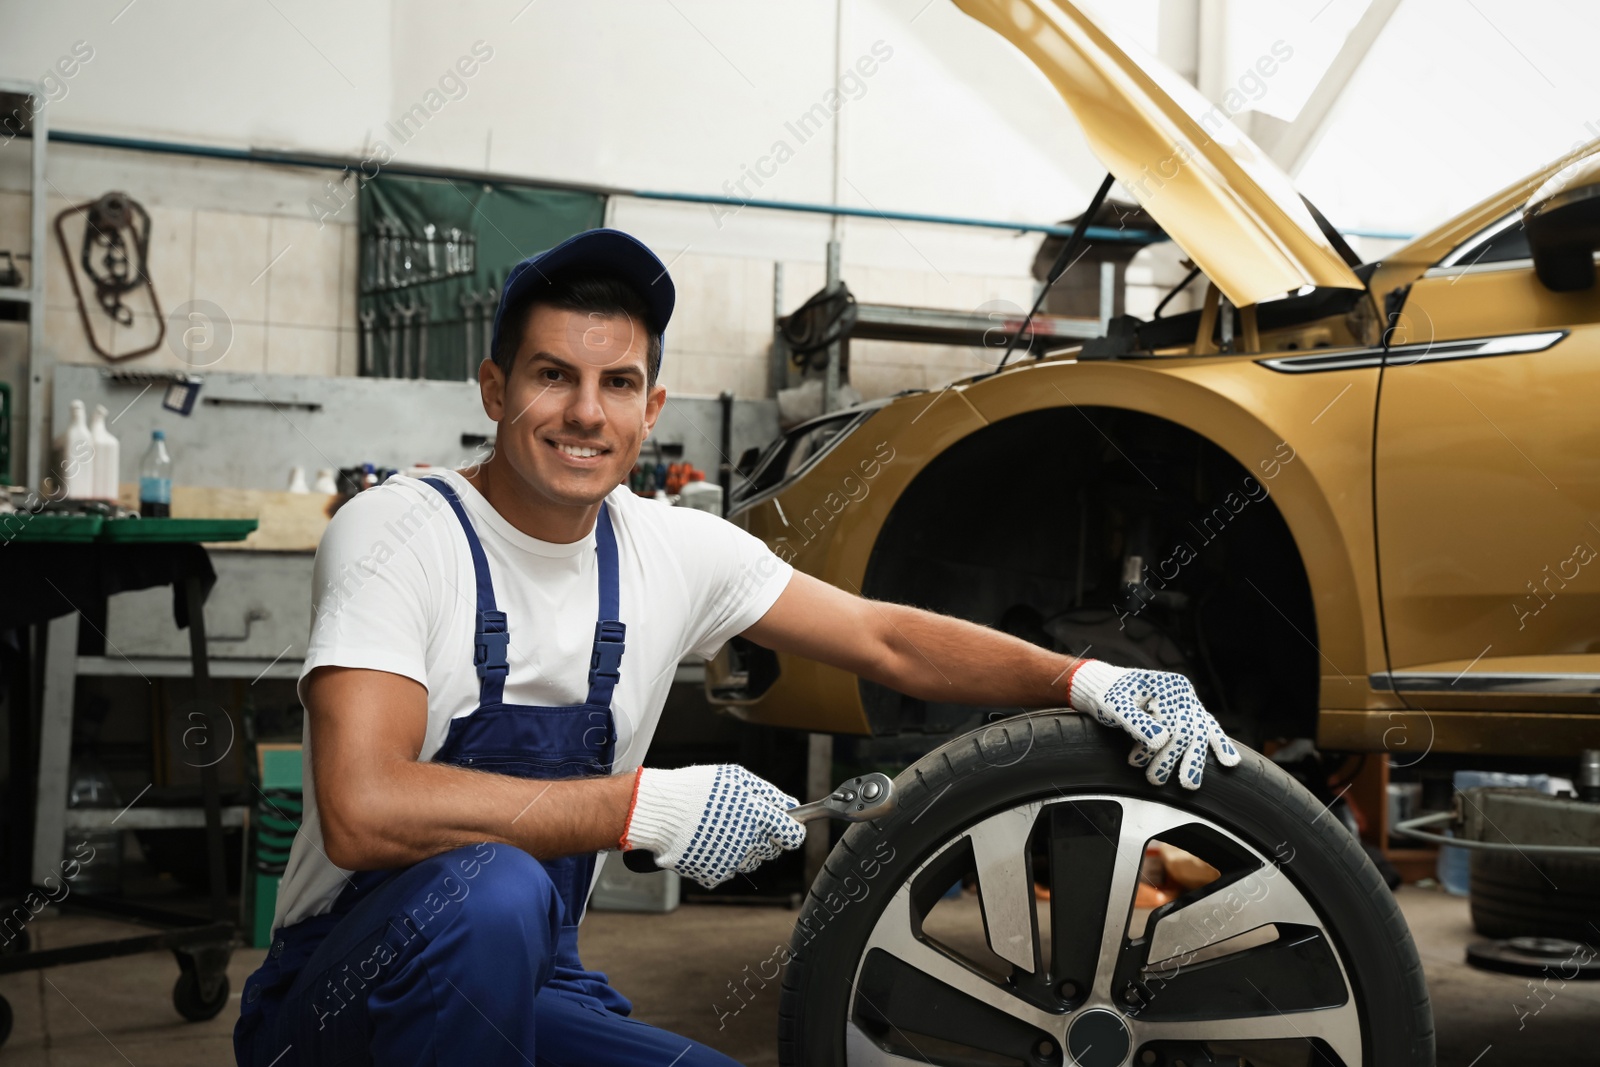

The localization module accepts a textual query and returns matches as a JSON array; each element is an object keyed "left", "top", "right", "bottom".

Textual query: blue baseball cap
[{"left": 488, "top": 228, "right": 675, "bottom": 367}]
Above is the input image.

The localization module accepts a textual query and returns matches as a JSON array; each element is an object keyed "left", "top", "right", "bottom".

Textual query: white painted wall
[
  {"left": 3, "top": 0, "right": 1596, "bottom": 416},
  {"left": 5, "top": 0, "right": 1597, "bottom": 245},
  {"left": 0, "top": 0, "right": 1117, "bottom": 262}
]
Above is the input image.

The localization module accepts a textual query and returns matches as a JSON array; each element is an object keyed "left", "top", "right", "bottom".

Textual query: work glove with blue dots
[
  {"left": 1067, "top": 659, "right": 1242, "bottom": 789},
  {"left": 620, "top": 764, "right": 807, "bottom": 888}
]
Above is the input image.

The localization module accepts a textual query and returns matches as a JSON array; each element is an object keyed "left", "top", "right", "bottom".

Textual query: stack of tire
[
  {"left": 1471, "top": 851, "right": 1600, "bottom": 941},
  {"left": 252, "top": 787, "right": 302, "bottom": 946},
  {"left": 253, "top": 788, "right": 301, "bottom": 875}
]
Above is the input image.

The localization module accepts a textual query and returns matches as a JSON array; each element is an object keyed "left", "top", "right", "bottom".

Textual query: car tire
[
  {"left": 1469, "top": 850, "right": 1600, "bottom": 941},
  {"left": 777, "top": 711, "right": 1433, "bottom": 1067}
]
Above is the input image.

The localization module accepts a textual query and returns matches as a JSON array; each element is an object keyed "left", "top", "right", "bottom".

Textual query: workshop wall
[
  {"left": 0, "top": 0, "right": 1108, "bottom": 241},
  {"left": 0, "top": 0, "right": 1217, "bottom": 407},
  {"left": 0, "top": 142, "right": 1071, "bottom": 404},
  {"left": 0, "top": 142, "right": 361, "bottom": 379}
]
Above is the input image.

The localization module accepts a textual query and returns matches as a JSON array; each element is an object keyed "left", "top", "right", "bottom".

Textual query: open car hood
[{"left": 953, "top": 0, "right": 1366, "bottom": 308}]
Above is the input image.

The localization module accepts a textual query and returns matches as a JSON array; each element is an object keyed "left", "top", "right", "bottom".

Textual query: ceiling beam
[{"left": 1272, "top": 0, "right": 1405, "bottom": 176}]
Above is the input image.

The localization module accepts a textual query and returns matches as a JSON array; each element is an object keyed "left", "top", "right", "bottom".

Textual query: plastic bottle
[
  {"left": 90, "top": 404, "right": 120, "bottom": 502},
  {"left": 61, "top": 400, "right": 96, "bottom": 500},
  {"left": 139, "top": 430, "right": 173, "bottom": 518}
]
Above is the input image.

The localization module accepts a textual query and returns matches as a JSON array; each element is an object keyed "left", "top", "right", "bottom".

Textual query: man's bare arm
[
  {"left": 306, "top": 665, "right": 634, "bottom": 871},
  {"left": 742, "top": 572, "right": 1079, "bottom": 707}
]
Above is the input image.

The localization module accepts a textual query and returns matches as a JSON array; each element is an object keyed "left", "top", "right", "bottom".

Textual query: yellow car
[{"left": 709, "top": 0, "right": 1600, "bottom": 764}]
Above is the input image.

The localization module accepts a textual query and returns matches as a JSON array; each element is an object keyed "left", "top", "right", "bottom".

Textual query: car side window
[{"left": 1438, "top": 213, "right": 1531, "bottom": 269}]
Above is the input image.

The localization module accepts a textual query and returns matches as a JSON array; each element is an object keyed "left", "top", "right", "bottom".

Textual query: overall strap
[
  {"left": 586, "top": 502, "right": 627, "bottom": 708},
  {"left": 421, "top": 477, "right": 508, "bottom": 707}
]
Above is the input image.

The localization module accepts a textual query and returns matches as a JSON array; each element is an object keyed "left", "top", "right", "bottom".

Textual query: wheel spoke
[
  {"left": 1088, "top": 800, "right": 1193, "bottom": 1000},
  {"left": 854, "top": 947, "right": 1060, "bottom": 1062},
  {"left": 1046, "top": 800, "right": 1122, "bottom": 995},
  {"left": 1136, "top": 999, "right": 1363, "bottom": 1066},
  {"left": 861, "top": 882, "right": 1063, "bottom": 1034},
  {"left": 845, "top": 1020, "right": 943, "bottom": 1066},
  {"left": 1138, "top": 927, "right": 1350, "bottom": 1019},
  {"left": 966, "top": 801, "right": 1043, "bottom": 973},
  {"left": 1144, "top": 861, "right": 1324, "bottom": 968}
]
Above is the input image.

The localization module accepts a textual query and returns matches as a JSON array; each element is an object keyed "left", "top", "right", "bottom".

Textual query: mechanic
[{"left": 233, "top": 228, "right": 1241, "bottom": 1067}]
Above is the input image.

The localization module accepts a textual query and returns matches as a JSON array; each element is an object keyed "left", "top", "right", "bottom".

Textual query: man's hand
[
  {"left": 1067, "top": 660, "right": 1241, "bottom": 789},
  {"left": 620, "top": 765, "right": 806, "bottom": 888}
]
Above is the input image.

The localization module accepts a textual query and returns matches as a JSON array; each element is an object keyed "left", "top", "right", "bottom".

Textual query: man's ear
[
  {"left": 642, "top": 382, "right": 667, "bottom": 437},
  {"left": 479, "top": 356, "right": 506, "bottom": 422}
]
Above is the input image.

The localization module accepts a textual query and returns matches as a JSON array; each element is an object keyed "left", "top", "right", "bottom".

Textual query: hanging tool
[
  {"left": 383, "top": 302, "right": 402, "bottom": 378},
  {"left": 621, "top": 773, "right": 897, "bottom": 873},
  {"left": 373, "top": 219, "right": 389, "bottom": 290},
  {"left": 445, "top": 227, "right": 462, "bottom": 275},
  {"left": 387, "top": 220, "right": 402, "bottom": 292},
  {"left": 52, "top": 192, "right": 167, "bottom": 361},
  {"left": 416, "top": 295, "right": 432, "bottom": 379},
  {"left": 422, "top": 223, "right": 438, "bottom": 281},
  {"left": 479, "top": 282, "right": 497, "bottom": 366},
  {"left": 396, "top": 295, "right": 417, "bottom": 379},
  {"left": 460, "top": 289, "right": 478, "bottom": 381},
  {"left": 359, "top": 307, "right": 376, "bottom": 377}
]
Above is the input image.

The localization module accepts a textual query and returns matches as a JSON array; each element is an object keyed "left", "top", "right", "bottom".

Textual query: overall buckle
[
  {"left": 588, "top": 620, "right": 627, "bottom": 686},
  {"left": 475, "top": 610, "right": 510, "bottom": 681}
]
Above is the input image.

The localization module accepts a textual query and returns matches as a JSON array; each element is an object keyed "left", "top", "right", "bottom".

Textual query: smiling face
[{"left": 477, "top": 302, "right": 666, "bottom": 522}]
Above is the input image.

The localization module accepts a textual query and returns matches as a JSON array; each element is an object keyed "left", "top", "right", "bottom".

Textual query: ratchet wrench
[{"left": 622, "top": 773, "right": 897, "bottom": 874}]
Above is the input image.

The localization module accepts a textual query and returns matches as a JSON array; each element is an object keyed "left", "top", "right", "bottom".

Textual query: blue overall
[{"left": 234, "top": 478, "right": 742, "bottom": 1066}]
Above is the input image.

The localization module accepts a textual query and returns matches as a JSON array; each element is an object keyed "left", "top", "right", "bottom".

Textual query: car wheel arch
[{"left": 852, "top": 389, "right": 1363, "bottom": 742}]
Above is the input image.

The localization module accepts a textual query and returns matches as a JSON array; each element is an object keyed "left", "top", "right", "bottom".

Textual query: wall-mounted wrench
[
  {"left": 359, "top": 307, "right": 376, "bottom": 377},
  {"left": 383, "top": 303, "right": 402, "bottom": 378},
  {"left": 416, "top": 295, "right": 432, "bottom": 379},
  {"left": 373, "top": 220, "right": 389, "bottom": 290},
  {"left": 396, "top": 295, "right": 417, "bottom": 379},
  {"left": 479, "top": 283, "right": 498, "bottom": 366},
  {"left": 460, "top": 290, "right": 478, "bottom": 381}
]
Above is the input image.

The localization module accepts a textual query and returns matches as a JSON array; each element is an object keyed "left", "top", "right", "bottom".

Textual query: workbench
[{"left": 0, "top": 514, "right": 257, "bottom": 1043}]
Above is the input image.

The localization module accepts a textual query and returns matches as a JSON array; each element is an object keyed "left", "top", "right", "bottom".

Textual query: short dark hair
[{"left": 491, "top": 271, "right": 663, "bottom": 386}]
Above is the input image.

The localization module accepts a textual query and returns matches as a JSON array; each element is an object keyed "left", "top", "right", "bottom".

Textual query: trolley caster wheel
[
  {"left": 0, "top": 993, "right": 13, "bottom": 1049},
  {"left": 173, "top": 970, "right": 230, "bottom": 1022}
]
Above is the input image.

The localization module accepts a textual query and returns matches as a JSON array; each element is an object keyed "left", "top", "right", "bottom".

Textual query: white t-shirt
[{"left": 273, "top": 469, "right": 792, "bottom": 930}]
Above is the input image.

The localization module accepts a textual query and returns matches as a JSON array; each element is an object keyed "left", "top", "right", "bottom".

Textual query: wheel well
[{"left": 859, "top": 406, "right": 1319, "bottom": 746}]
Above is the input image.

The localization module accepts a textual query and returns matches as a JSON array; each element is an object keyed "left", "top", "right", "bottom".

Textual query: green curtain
[{"left": 357, "top": 176, "right": 605, "bottom": 380}]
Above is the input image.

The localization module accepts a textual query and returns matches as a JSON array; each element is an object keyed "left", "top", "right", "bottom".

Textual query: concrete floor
[{"left": 0, "top": 885, "right": 1593, "bottom": 1065}]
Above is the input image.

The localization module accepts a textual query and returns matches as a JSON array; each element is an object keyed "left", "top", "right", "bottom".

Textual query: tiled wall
[
  {"left": 2, "top": 144, "right": 1054, "bottom": 406},
  {"left": 28, "top": 191, "right": 360, "bottom": 378}
]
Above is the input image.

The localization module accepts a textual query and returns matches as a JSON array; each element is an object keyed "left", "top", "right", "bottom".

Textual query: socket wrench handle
[{"left": 621, "top": 772, "right": 896, "bottom": 874}]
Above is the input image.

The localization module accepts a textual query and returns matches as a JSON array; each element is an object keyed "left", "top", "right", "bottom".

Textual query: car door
[{"left": 1374, "top": 214, "right": 1600, "bottom": 716}]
